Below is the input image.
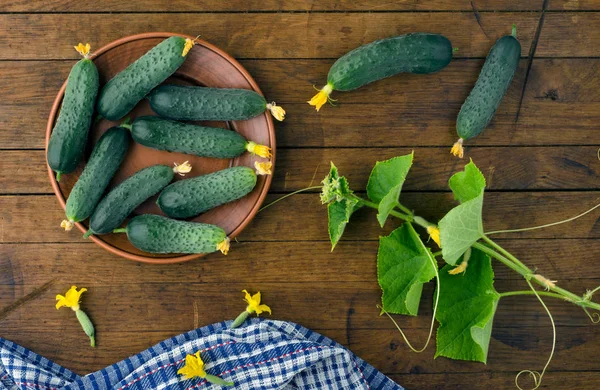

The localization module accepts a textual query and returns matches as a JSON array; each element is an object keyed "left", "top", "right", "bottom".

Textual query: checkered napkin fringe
[{"left": 0, "top": 319, "right": 402, "bottom": 390}]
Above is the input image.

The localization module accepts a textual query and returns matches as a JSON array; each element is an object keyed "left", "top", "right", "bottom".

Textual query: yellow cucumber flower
[
  {"left": 230, "top": 290, "right": 272, "bottom": 329},
  {"left": 308, "top": 83, "right": 334, "bottom": 112},
  {"left": 74, "top": 43, "right": 91, "bottom": 58},
  {"left": 55, "top": 286, "right": 95, "bottom": 347},
  {"left": 61, "top": 219, "right": 75, "bottom": 231},
  {"left": 56, "top": 286, "right": 87, "bottom": 310},
  {"left": 178, "top": 351, "right": 234, "bottom": 386},
  {"left": 182, "top": 38, "right": 195, "bottom": 56},
  {"left": 426, "top": 226, "right": 441, "bottom": 248},
  {"left": 246, "top": 141, "right": 272, "bottom": 158},
  {"left": 266, "top": 102, "right": 286, "bottom": 121},
  {"left": 451, "top": 138, "right": 465, "bottom": 158},
  {"left": 254, "top": 161, "right": 273, "bottom": 176},
  {"left": 178, "top": 351, "right": 207, "bottom": 379},
  {"left": 448, "top": 261, "right": 468, "bottom": 275},
  {"left": 216, "top": 237, "right": 230, "bottom": 255},
  {"left": 243, "top": 290, "right": 272, "bottom": 316},
  {"left": 173, "top": 161, "right": 192, "bottom": 176}
]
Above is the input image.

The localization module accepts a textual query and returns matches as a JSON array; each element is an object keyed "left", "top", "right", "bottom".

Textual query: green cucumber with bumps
[
  {"left": 47, "top": 45, "right": 99, "bottom": 180},
  {"left": 158, "top": 166, "right": 258, "bottom": 219},
  {"left": 61, "top": 126, "right": 130, "bottom": 231},
  {"left": 148, "top": 85, "right": 286, "bottom": 121},
  {"left": 309, "top": 33, "right": 453, "bottom": 111},
  {"left": 127, "top": 116, "right": 272, "bottom": 159},
  {"left": 97, "top": 36, "right": 193, "bottom": 121},
  {"left": 451, "top": 26, "right": 521, "bottom": 158},
  {"left": 115, "top": 214, "right": 229, "bottom": 254},
  {"left": 84, "top": 164, "right": 176, "bottom": 237}
]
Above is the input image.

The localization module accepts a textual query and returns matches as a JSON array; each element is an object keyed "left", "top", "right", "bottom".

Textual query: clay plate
[{"left": 45, "top": 32, "right": 275, "bottom": 264}]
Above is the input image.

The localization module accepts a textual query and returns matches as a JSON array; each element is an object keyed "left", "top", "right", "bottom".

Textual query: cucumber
[
  {"left": 84, "top": 164, "right": 175, "bottom": 237},
  {"left": 127, "top": 116, "right": 272, "bottom": 159},
  {"left": 116, "top": 214, "right": 229, "bottom": 255},
  {"left": 47, "top": 45, "right": 99, "bottom": 180},
  {"left": 148, "top": 85, "right": 286, "bottom": 121},
  {"left": 61, "top": 126, "right": 129, "bottom": 231},
  {"left": 97, "top": 36, "right": 193, "bottom": 121},
  {"left": 452, "top": 27, "right": 521, "bottom": 158},
  {"left": 308, "top": 33, "right": 453, "bottom": 111},
  {"left": 158, "top": 166, "right": 257, "bottom": 219}
]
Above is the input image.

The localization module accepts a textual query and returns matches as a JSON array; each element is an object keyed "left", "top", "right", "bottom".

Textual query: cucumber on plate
[
  {"left": 47, "top": 43, "right": 99, "bottom": 181},
  {"left": 97, "top": 36, "right": 195, "bottom": 121},
  {"left": 125, "top": 116, "right": 272, "bottom": 159},
  {"left": 83, "top": 162, "right": 191, "bottom": 238},
  {"left": 308, "top": 33, "right": 453, "bottom": 111},
  {"left": 61, "top": 125, "right": 129, "bottom": 231},
  {"left": 148, "top": 85, "right": 286, "bottom": 121},
  {"left": 157, "top": 166, "right": 260, "bottom": 219},
  {"left": 114, "top": 214, "right": 230, "bottom": 255}
]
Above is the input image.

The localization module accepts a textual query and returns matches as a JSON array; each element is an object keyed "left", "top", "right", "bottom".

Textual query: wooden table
[{"left": 1, "top": 1, "right": 599, "bottom": 388}]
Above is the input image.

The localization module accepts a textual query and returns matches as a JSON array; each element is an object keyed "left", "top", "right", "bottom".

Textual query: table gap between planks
[{"left": 0, "top": 1, "right": 599, "bottom": 389}]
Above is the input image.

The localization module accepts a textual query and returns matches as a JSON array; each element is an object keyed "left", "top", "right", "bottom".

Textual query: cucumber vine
[{"left": 290, "top": 152, "right": 599, "bottom": 390}]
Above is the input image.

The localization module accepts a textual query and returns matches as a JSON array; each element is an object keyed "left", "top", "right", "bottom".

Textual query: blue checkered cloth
[{"left": 0, "top": 319, "right": 402, "bottom": 389}]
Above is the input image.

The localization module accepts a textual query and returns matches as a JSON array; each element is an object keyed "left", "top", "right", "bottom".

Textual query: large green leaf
[
  {"left": 377, "top": 223, "right": 437, "bottom": 316},
  {"left": 366, "top": 153, "right": 414, "bottom": 227},
  {"left": 439, "top": 162, "right": 486, "bottom": 265},
  {"left": 448, "top": 160, "right": 486, "bottom": 203},
  {"left": 435, "top": 248, "right": 499, "bottom": 363},
  {"left": 327, "top": 197, "right": 360, "bottom": 251}
]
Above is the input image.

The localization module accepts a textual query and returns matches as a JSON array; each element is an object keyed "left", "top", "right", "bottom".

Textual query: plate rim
[{"left": 45, "top": 31, "right": 276, "bottom": 264}]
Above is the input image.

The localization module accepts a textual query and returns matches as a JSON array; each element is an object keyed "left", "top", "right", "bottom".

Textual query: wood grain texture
[
  {"left": 3, "top": 147, "right": 600, "bottom": 194},
  {"left": 1, "top": 193, "right": 599, "bottom": 244},
  {"left": 0, "top": 13, "right": 539, "bottom": 60},
  {"left": 1, "top": 2, "right": 599, "bottom": 389},
  {"left": 0, "top": 0, "right": 545, "bottom": 12},
  {"left": 5, "top": 58, "right": 600, "bottom": 149},
  {"left": 1, "top": 239, "right": 598, "bottom": 284}
]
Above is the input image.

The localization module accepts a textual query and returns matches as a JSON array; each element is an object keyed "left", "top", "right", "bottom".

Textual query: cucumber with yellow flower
[
  {"left": 158, "top": 164, "right": 271, "bottom": 219},
  {"left": 124, "top": 116, "right": 273, "bottom": 159},
  {"left": 47, "top": 43, "right": 99, "bottom": 181},
  {"left": 97, "top": 36, "right": 197, "bottom": 120},
  {"left": 308, "top": 33, "right": 453, "bottom": 111},
  {"left": 114, "top": 214, "right": 231, "bottom": 255},
  {"left": 61, "top": 125, "right": 130, "bottom": 232},
  {"left": 451, "top": 26, "right": 521, "bottom": 158},
  {"left": 148, "top": 85, "right": 286, "bottom": 121},
  {"left": 83, "top": 162, "right": 192, "bottom": 238}
]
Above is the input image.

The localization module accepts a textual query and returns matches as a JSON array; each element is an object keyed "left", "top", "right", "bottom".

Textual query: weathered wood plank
[
  {"left": 4, "top": 58, "right": 600, "bottom": 149},
  {"left": 0, "top": 0, "right": 544, "bottom": 12},
  {"left": 2, "top": 147, "right": 599, "bottom": 194},
  {"left": 1, "top": 239, "right": 598, "bottom": 285},
  {"left": 549, "top": 0, "right": 600, "bottom": 10},
  {"left": 1, "top": 192, "right": 598, "bottom": 244},
  {"left": 538, "top": 13, "right": 600, "bottom": 57},
  {"left": 1, "top": 280, "right": 600, "bottom": 332},
  {"left": 0, "top": 13, "right": 538, "bottom": 60}
]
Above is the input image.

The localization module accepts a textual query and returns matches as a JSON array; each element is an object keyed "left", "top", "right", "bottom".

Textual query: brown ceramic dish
[{"left": 45, "top": 32, "right": 275, "bottom": 264}]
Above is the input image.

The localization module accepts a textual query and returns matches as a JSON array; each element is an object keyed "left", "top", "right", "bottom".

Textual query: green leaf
[
  {"left": 321, "top": 162, "right": 353, "bottom": 204},
  {"left": 366, "top": 152, "right": 414, "bottom": 227},
  {"left": 448, "top": 160, "right": 486, "bottom": 203},
  {"left": 435, "top": 248, "right": 499, "bottom": 363},
  {"left": 438, "top": 194, "right": 484, "bottom": 265},
  {"left": 328, "top": 197, "right": 360, "bottom": 251},
  {"left": 377, "top": 223, "right": 437, "bottom": 316},
  {"left": 439, "top": 161, "right": 486, "bottom": 265}
]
